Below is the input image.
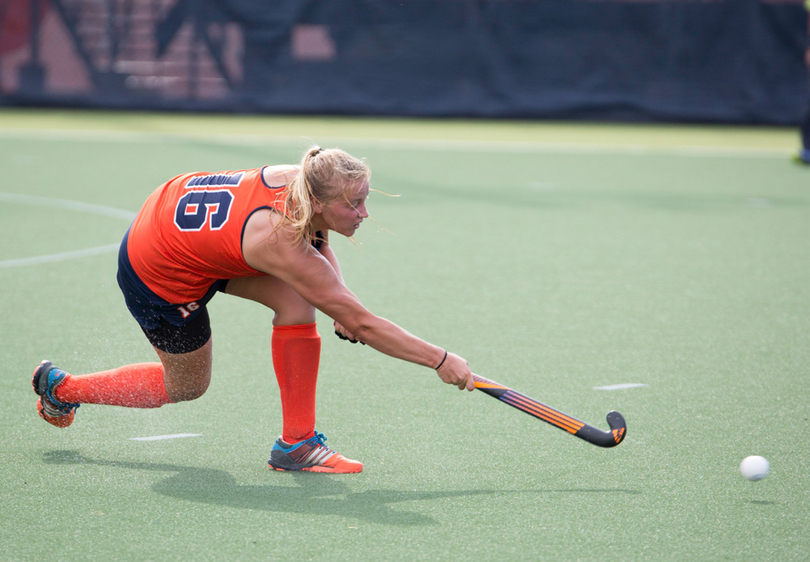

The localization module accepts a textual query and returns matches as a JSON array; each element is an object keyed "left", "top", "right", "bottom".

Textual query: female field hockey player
[{"left": 32, "top": 146, "right": 474, "bottom": 473}]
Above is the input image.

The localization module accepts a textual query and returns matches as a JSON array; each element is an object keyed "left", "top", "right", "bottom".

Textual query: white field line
[
  {"left": 0, "top": 127, "right": 793, "bottom": 159},
  {"left": 593, "top": 383, "right": 648, "bottom": 391},
  {"left": 130, "top": 433, "right": 202, "bottom": 441},
  {"left": 0, "top": 192, "right": 137, "bottom": 221},
  {"left": 0, "top": 243, "right": 120, "bottom": 268},
  {"left": 0, "top": 192, "right": 135, "bottom": 269}
]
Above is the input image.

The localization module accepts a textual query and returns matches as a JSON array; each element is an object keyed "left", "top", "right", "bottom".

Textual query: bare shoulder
[
  {"left": 242, "top": 209, "right": 309, "bottom": 273},
  {"left": 261, "top": 165, "right": 299, "bottom": 187},
  {"left": 243, "top": 208, "right": 288, "bottom": 250}
]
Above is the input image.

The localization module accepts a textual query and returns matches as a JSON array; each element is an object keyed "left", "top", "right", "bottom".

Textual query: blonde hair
[{"left": 285, "top": 146, "right": 371, "bottom": 244}]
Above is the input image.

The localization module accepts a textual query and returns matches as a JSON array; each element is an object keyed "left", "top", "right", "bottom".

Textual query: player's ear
[{"left": 311, "top": 196, "right": 324, "bottom": 214}]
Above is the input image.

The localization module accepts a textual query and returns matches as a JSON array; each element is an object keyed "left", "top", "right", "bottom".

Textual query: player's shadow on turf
[
  {"left": 41, "top": 450, "right": 475, "bottom": 526},
  {"left": 44, "top": 450, "right": 640, "bottom": 526}
]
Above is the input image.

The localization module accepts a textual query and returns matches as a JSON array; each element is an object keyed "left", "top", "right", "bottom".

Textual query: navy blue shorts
[{"left": 117, "top": 229, "right": 227, "bottom": 353}]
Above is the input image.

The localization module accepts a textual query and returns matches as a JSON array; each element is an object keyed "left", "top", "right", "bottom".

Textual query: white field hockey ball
[{"left": 740, "top": 455, "right": 769, "bottom": 481}]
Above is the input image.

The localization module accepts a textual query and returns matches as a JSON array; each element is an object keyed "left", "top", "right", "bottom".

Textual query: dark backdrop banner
[{"left": 0, "top": 0, "right": 807, "bottom": 124}]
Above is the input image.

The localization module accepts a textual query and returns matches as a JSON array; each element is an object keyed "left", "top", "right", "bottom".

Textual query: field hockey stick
[{"left": 472, "top": 374, "right": 627, "bottom": 448}]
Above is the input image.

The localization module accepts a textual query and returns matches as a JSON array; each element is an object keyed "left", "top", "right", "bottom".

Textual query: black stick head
[{"left": 606, "top": 410, "right": 627, "bottom": 445}]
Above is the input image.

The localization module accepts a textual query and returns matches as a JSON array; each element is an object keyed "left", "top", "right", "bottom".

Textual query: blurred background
[{"left": 0, "top": 0, "right": 807, "bottom": 125}]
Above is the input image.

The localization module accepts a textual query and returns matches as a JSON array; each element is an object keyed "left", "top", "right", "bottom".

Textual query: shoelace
[{"left": 298, "top": 432, "right": 336, "bottom": 466}]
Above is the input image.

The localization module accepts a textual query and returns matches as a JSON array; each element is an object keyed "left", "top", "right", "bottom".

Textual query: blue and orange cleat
[
  {"left": 268, "top": 432, "right": 363, "bottom": 473},
  {"left": 32, "top": 360, "right": 79, "bottom": 428}
]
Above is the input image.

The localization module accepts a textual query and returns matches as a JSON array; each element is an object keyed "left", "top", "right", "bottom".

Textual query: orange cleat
[{"left": 268, "top": 432, "right": 363, "bottom": 473}]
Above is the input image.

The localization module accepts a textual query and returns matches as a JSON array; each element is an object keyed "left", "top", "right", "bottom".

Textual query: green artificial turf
[{"left": 1, "top": 109, "right": 808, "bottom": 561}]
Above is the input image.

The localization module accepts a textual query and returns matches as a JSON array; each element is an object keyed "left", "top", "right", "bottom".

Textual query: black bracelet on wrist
[{"left": 435, "top": 350, "right": 448, "bottom": 370}]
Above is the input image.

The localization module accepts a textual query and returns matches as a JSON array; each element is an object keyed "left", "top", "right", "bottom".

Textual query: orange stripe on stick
[
  {"left": 503, "top": 392, "right": 585, "bottom": 434},
  {"left": 472, "top": 375, "right": 508, "bottom": 391},
  {"left": 475, "top": 381, "right": 509, "bottom": 390}
]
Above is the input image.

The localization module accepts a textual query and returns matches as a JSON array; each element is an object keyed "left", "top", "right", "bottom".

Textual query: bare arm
[
  {"left": 318, "top": 236, "right": 344, "bottom": 283},
  {"left": 242, "top": 213, "right": 473, "bottom": 389},
  {"left": 318, "top": 238, "right": 362, "bottom": 343}
]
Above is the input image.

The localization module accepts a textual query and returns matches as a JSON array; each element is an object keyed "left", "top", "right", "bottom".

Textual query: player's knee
[
  {"left": 273, "top": 305, "right": 316, "bottom": 326},
  {"left": 168, "top": 379, "right": 209, "bottom": 402},
  {"left": 164, "top": 369, "right": 211, "bottom": 403}
]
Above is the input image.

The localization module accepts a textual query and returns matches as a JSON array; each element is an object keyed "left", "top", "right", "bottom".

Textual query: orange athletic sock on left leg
[
  {"left": 271, "top": 323, "right": 320, "bottom": 444},
  {"left": 54, "top": 363, "right": 172, "bottom": 408}
]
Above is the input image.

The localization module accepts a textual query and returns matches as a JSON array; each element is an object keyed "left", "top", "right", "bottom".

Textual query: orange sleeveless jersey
[{"left": 127, "top": 167, "right": 288, "bottom": 304}]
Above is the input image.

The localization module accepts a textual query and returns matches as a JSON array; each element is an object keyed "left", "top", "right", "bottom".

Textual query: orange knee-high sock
[
  {"left": 54, "top": 363, "right": 172, "bottom": 408},
  {"left": 271, "top": 323, "right": 320, "bottom": 444}
]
